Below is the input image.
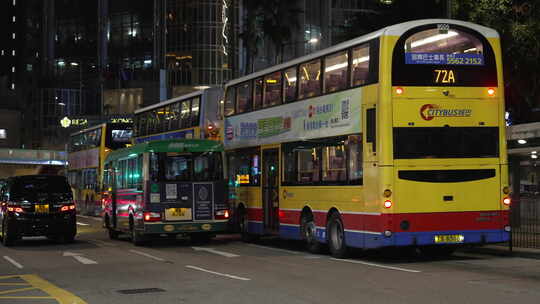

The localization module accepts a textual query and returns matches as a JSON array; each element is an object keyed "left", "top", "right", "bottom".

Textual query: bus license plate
[
  {"left": 434, "top": 234, "right": 464, "bottom": 243},
  {"left": 165, "top": 208, "right": 192, "bottom": 221},
  {"left": 35, "top": 204, "right": 49, "bottom": 213}
]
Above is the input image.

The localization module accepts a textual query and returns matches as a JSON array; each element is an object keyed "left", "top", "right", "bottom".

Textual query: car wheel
[
  {"left": 301, "top": 212, "right": 321, "bottom": 253},
  {"left": 239, "top": 207, "right": 258, "bottom": 243},
  {"left": 2, "top": 219, "right": 16, "bottom": 247},
  {"left": 327, "top": 212, "right": 348, "bottom": 258}
]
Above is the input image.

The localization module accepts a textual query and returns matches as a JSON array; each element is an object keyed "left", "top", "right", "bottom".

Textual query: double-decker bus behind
[
  {"left": 102, "top": 139, "right": 229, "bottom": 245},
  {"left": 67, "top": 123, "right": 133, "bottom": 215},
  {"left": 223, "top": 19, "right": 509, "bottom": 258},
  {"left": 134, "top": 88, "right": 222, "bottom": 144}
]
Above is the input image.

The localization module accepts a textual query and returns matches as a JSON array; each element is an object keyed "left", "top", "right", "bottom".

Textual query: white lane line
[
  {"left": 185, "top": 265, "right": 251, "bottom": 281},
  {"left": 246, "top": 244, "right": 301, "bottom": 255},
  {"left": 77, "top": 215, "right": 102, "bottom": 222},
  {"left": 129, "top": 250, "right": 167, "bottom": 262},
  {"left": 330, "top": 258, "right": 421, "bottom": 273},
  {"left": 191, "top": 247, "right": 239, "bottom": 258},
  {"left": 76, "top": 222, "right": 90, "bottom": 226},
  {"left": 3, "top": 256, "right": 23, "bottom": 269},
  {"left": 73, "top": 256, "right": 98, "bottom": 265}
]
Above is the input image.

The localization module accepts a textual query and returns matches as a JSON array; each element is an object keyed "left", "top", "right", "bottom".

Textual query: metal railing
[
  {"left": 0, "top": 149, "right": 67, "bottom": 166},
  {"left": 511, "top": 196, "right": 540, "bottom": 248}
]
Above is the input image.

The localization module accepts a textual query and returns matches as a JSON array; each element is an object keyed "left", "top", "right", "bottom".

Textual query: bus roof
[
  {"left": 135, "top": 88, "right": 220, "bottom": 115},
  {"left": 105, "top": 139, "right": 224, "bottom": 163},
  {"left": 225, "top": 19, "right": 499, "bottom": 87}
]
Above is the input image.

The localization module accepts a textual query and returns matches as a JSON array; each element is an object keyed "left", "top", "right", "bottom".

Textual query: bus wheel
[
  {"left": 105, "top": 216, "right": 119, "bottom": 240},
  {"left": 130, "top": 218, "right": 148, "bottom": 246},
  {"left": 327, "top": 212, "right": 348, "bottom": 258},
  {"left": 239, "top": 207, "right": 258, "bottom": 243},
  {"left": 301, "top": 212, "right": 321, "bottom": 253}
]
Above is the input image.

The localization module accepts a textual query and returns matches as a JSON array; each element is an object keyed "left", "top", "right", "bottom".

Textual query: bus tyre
[
  {"left": 2, "top": 220, "right": 16, "bottom": 247},
  {"left": 327, "top": 212, "right": 348, "bottom": 258},
  {"left": 239, "top": 207, "right": 258, "bottom": 243},
  {"left": 105, "top": 216, "right": 119, "bottom": 240},
  {"left": 131, "top": 227, "right": 147, "bottom": 246},
  {"left": 301, "top": 213, "right": 321, "bottom": 253}
]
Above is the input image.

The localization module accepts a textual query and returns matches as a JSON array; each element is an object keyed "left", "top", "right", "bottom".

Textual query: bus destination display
[{"left": 406, "top": 53, "right": 484, "bottom": 66}]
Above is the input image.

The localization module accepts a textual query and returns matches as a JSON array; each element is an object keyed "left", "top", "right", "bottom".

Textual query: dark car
[{"left": 0, "top": 175, "right": 77, "bottom": 246}]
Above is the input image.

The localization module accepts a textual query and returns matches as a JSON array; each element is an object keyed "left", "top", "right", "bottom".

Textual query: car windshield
[{"left": 10, "top": 176, "right": 72, "bottom": 202}]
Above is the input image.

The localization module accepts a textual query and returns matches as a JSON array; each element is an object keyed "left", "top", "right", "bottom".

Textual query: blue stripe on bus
[{"left": 279, "top": 225, "right": 302, "bottom": 240}]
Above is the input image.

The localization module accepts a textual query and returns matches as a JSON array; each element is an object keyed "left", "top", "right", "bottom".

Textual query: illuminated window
[
  {"left": 284, "top": 67, "right": 297, "bottom": 103},
  {"left": 236, "top": 81, "right": 252, "bottom": 114},
  {"left": 324, "top": 51, "right": 348, "bottom": 93},
  {"left": 263, "top": 71, "right": 282, "bottom": 108},
  {"left": 0, "top": 129, "right": 6, "bottom": 139},
  {"left": 224, "top": 88, "right": 236, "bottom": 116},
  {"left": 299, "top": 59, "right": 321, "bottom": 99},
  {"left": 351, "top": 44, "right": 370, "bottom": 86},
  {"left": 253, "top": 78, "right": 263, "bottom": 110}
]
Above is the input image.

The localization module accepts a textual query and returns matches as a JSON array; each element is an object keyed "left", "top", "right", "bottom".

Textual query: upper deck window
[{"left": 392, "top": 24, "right": 497, "bottom": 87}]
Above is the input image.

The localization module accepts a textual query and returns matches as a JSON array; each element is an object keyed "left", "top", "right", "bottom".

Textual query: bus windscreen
[{"left": 392, "top": 24, "right": 497, "bottom": 87}]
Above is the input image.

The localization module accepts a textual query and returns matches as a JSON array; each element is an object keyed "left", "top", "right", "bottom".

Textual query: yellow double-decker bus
[
  {"left": 223, "top": 19, "right": 510, "bottom": 258},
  {"left": 68, "top": 122, "right": 133, "bottom": 216}
]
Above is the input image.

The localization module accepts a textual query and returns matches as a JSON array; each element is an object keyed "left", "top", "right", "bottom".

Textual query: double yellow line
[{"left": 0, "top": 274, "right": 86, "bottom": 303}]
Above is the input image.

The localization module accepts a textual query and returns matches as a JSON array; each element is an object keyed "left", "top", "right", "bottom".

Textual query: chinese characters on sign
[{"left": 405, "top": 53, "right": 484, "bottom": 66}]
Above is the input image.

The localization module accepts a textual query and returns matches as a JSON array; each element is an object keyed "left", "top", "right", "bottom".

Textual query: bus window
[
  {"left": 299, "top": 59, "right": 321, "bottom": 99},
  {"left": 224, "top": 87, "right": 236, "bottom": 116},
  {"left": 237, "top": 81, "right": 253, "bottom": 114},
  {"left": 322, "top": 144, "right": 346, "bottom": 183},
  {"left": 347, "top": 135, "right": 363, "bottom": 185},
  {"left": 227, "top": 149, "right": 260, "bottom": 186},
  {"left": 194, "top": 152, "right": 223, "bottom": 181},
  {"left": 165, "top": 154, "right": 192, "bottom": 181},
  {"left": 150, "top": 152, "right": 159, "bottom": 182},
  {"left": 351, "top": 44, "right": 370, "bottom": 86},
  {"left": 254, "top": 78, "right": 263, "bottom": 110},
  {"left": 170, "top": 102, "right": 181, "bottom": 130},
  {"left": 264, "top": 71, "right": 282, "bottom": 108},
  {"left": 324, "top": 51, "right": 348, "bottom": 93},
  {"left": 180, "top": 100, "right": 191, "bottom": 128},
  {"left": 284, "top": 66, "right": 297, "bottom": 102},
  {"left": 191, "top": 97, "right": 200, "bottom": 127}
]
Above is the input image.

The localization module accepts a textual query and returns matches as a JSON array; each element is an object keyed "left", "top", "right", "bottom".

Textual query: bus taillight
[
  {"left": 215, "top": 209, "right": 230, "bottom": 220},
  {"left": 487, "top": 88, "right": 496, "bottom": 96},
  {"left": 143, "top": 212, "right": 162, "bottom": 222},
  {"left": 503, "top": 197, "right": 511, "bottom": 206},
  {"left": 384, "top": 200, "right": 392, "bottom": 208},
  {"left": 395, "top": 87, "right": 404, "bottom": 95}
]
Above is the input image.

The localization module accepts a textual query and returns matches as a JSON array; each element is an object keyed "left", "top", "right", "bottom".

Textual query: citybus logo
[{"left": 420, "top": 104, "right": 472, "bottom": 121}]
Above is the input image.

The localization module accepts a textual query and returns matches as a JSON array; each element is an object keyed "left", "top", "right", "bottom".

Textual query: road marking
[
  {"left": 185, "top": 265, "right": 251, "bottom": 281},
  {"left": 76, "top": 222, "right": 90, "bottom": 226},
  {"left": 18, "top": 274, "right": 87, "bottom": 303},
  {"left": 77, "top": 215, "right": 102, "bottom": 222},
  {"left": 246, "top": 244, "right": 301, "bottom": 255},
  {"left": 0, "top": 286, "right": 37, "bottom": 295},
  {"left": 192, "top": 247, "right": 239, "bottom": 258},
  {"left": 330, "top": 258, "right": 421, "bottom": 273},
  {"left": 129, "top": 250, "right": 167, "bottom": 262},
  {"left": 63, "top": 252, "right": 98, "bottom": 265},
  {"left": 3, "top": 256, "right": 23, "bottom": 269}
]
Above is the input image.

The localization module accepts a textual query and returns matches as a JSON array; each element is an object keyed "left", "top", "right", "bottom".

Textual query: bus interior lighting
[{"left": 518, "top": 139, "right": 527, "bottom": 144}]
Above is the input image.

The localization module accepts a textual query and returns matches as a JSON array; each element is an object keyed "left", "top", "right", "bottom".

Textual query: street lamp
[{"left": 280, "top": 38, "right": 319, "bottom": 63}]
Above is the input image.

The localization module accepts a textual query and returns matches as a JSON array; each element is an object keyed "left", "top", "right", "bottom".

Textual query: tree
[
  {"left": 238, "top": 0, "right": 302, "bottom": 73},
  {"left": 453, "top": 0, "right": 540, "bottom": 124}
]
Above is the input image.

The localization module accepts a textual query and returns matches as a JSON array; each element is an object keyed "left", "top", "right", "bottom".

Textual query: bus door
[{"left": 262, "top": 148, "right": 279, "bottom": 233}]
